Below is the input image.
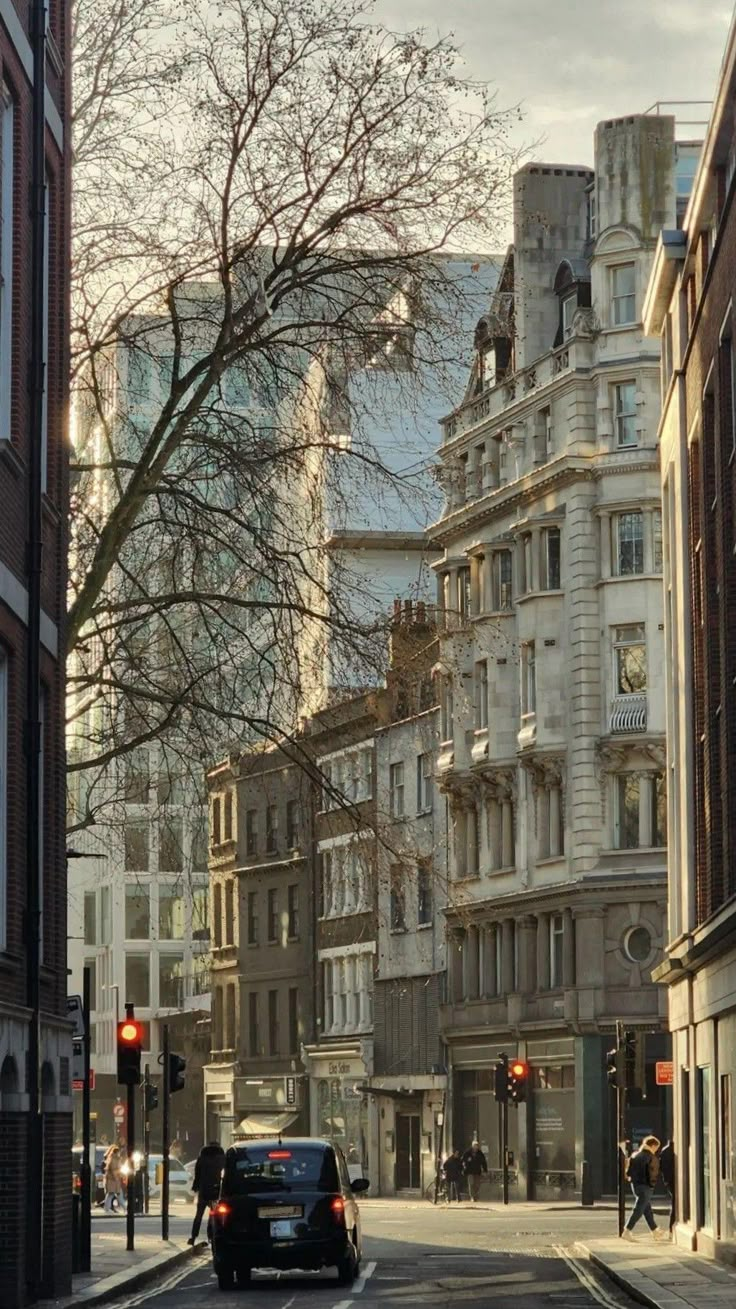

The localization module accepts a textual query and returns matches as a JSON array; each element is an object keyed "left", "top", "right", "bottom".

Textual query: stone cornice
[{"left": 428, "top": 457, "right": 594, "bottom": 547}]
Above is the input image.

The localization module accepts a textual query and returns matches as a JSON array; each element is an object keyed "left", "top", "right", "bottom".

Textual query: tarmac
[{"left": 37, "top": 1216, "right": 203, "bottom": 1308}]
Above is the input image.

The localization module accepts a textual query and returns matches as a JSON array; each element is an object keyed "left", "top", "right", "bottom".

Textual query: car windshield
[{"left": 224, "top": 1146, "right": 339, "bottom": 1194}]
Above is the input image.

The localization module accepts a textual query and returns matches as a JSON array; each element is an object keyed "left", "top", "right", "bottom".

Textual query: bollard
[{"left": 581, "top": 1158, "right": 594, "bottom": 1207}]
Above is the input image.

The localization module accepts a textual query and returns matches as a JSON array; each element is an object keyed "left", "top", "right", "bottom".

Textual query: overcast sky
[{"left": 375, "top": 0, "right": 733, "bottom": 166}]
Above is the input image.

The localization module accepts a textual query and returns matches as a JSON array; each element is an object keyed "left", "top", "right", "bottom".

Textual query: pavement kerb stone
[
  {"left": 39, "top": 1240, "right": 205, "bottom": 1309},
  {"left": 575, "top": 1241, "right": 706, "bottom": 1309}
]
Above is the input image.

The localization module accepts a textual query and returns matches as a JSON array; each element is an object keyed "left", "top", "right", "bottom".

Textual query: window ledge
[
  {"left": 601, "top": 845, "right": 667, "bottom": 857},
  {"left": 516, "top": 590, "right": 563, "bottom": 604},
  {"left": 597, "top": 573, "right": 662, "bottom": 585},
  {"left": 416, "top": 922, "right": 433, "bottom": 931},
  {"left": 536, "top": 854, "right": 567, "bottom": 867},
  {"left": 472, "top": 609, "right": 515, "bottom": 620},
  {"left": 389, "top": 928, "right": 407, "bottom": 936}
]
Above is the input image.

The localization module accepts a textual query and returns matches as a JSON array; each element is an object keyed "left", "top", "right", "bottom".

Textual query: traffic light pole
[
  {"left": 501, "top": 1096, "right": 509, "bottom": 1206},
  {"left": 80, "top": 965, "right": 92, "bottom": 1272},
  {"left": 616, "top": 1020, "right": 626, "bottom": 1237},
  {"left": 162, "top": 1023, "right": 170, "bottom": 1241},
  {"left": 126, "top": 1079, "right": 136, "bottom": 1251},
  {"left": 143, "top": 1064, "right": 151, "bottom": 1215}
]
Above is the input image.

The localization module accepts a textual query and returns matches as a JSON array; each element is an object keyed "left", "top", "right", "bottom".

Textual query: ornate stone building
[{"left": 427, "top": 114, "right": 700, "bottom": 1199}]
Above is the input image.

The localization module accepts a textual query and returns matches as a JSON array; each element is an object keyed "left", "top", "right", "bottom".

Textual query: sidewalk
[
  {"left": 577, "top": 1237, "right": 736, "bottom": 1309},
  {"left": 38, "top": 1224, "right": 203, "bottom": 1309}
]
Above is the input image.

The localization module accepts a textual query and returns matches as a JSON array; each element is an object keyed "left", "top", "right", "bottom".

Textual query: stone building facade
[
  {"left": 0, "top": 3, "right": 72, "bottom": 1303},
  {"left": 644, "top": 22, "right": 736, "bottom": 1263},
  {"left": 426, "top": 114, "right": 694, "bottom": 1199}
]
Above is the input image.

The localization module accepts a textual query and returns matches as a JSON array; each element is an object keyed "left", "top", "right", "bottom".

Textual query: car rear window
[{"left": 225, "top": 1145, "right": 339, "bottom": 1193}]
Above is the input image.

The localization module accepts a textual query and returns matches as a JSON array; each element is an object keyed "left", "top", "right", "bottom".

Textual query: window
[
  {"left": 83, "top": 892, "right": 97, "bottom": 946},
  {"left": 623, "top": 925, "right": 652, "bottom": 963},
  {"left": 387, "top": 869, "right": 403, "bottom": 932},
  {"left": 614, "top": 624, "right": 647, "bottom": 695},
  {"left": 288, "top": 988, "right": 299, "bottom": 1055},
  {"left": 549, "top": 914, "right": 564, "bottom": 988},
  {"left": 213, "top": 883, "right": 222, "bottom": 947},
  {"left": 493, "top": 549, "right": 513, "bottom": 610},
  {"left": 158, "top": 953, "right": 183, "bottom": 1008},
  {"left": 246, "top": 809, "right": 257, "bottom": 857},
  {"left": 224, "top": 879, "right": 235, "bottom": 946},
  {"left": 225, "top": 983, "right": 236, "bottom": 1049},
  {"left": 100, "top": 885, "right": 112, "bottom": 945},
  {"left": 653, "top": 510, "right": 663, "bottom": 572},
  {"left": 323, "top": 961, "right": 334, "bottom": 1031},
  {"left": 562, "top": 293, "right": 576, "bottom": 340},
  {"left": 521, "top": 641, "right": 536, "bottom": 716},
  {"left": 192, "top": 884, "right": 209, "bottom": 941},
  {"left": 268, "top": 989, "right": 279, "bottom": 1056},
  {"left": 191, "top": 819, "right": 207, "bottom": 872},
  {"left": 474, "top": 660, "right": 489, "bottom": 730},
  {"left": 247, "top": 890, "right": 258, "bottom": 944},
  {"left": 457, "top": 567, "right": 471, "bottom": 617},
  {"left": 84, "top": 957, "right": 97, "bottom": 1009},
  {"left": 124, "top": 821, "right": 149, "bottom": 871},
  {"left": 615, "top": 511, "right": 644, "bottom": 576},
  {"left": 320, "top": 850, "right": 333, "bottom": 917},
  {"left": 0, "top": 89, "right": 14, "bottom": 441},
  {"left": 212, "top": 797, "right": 222, "bottom": 846},
  {"left": 286, "top": 799, "right": 299, "bottom": 848},
  {"left": 287, "top": 884, "right": 299, "bottom": 939},
  {"left": 158, "top": 886, "right": 184, "bottom": 939},
  {"left": 721, "top": 1075, "right": 733, "bottom": 1183},
  {"left": 542, "top": 526, "right": 561, "bottom": 589},
  {"left": 158, "top": 816, "right": 183, "bottom": 873},
  {"left": 266, "top": 804, "right": 278, "bottom": 853},
  {"left": 416, "top": 753, "right": 432, "bottom": 812},
  {"left": 611, "top": 263, "right": 635, "bottom": 325},
  {"left": 653, "top": 772, "right": 667, "bottom": 847},
  {"left": 587, "top": 187, "right": 597, "bottom": 239},
  {"left": 389, "top": 762, "right": 405, "bottom": 818},
  {"left": 213, "top": 987, "right": 224, "bottom": 1050},
  {"left": 125, "top": 953, "right": 150, "bottom": 1008},
  {"left": 417, "top": 864, "right": 432, "bottom": 926},
  {"left": 614, "top": 381, "right": 637, "bottom": 447},
  {"left": 223, "top": 791, "right": 233, "bottom": 842},
  {"left": 522, "top": 532, "right": 533, "bottom": 593},
  {"left": 123, "top": 748, "right": 150, "bottom": 803},
  {"left": 267, "top": 888, "right": 278, "bottom": 942},
  {"left": 613, "top": 772, "right": 667, "bottom": 849},
  {"left": 440, "top": 677, "right": 454, "bottom": 742},
  {"left": 125, "top": 883, "right": 150, "bottom": 939},
  {"left": 248, "top": 992, "right": 259, "bottom": 1058},
  {"left": 615, "top": 775, "right": 641, "bottom": 849}
]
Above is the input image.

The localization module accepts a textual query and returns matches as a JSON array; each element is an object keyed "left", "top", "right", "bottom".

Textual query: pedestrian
[
  {"left": 462, "top": 1139, "right": 488, "bottom": 1203},
  {"left": 659, "top": 1139, "right": 676, "bottom": 1236},
  {"left": 621, "top": 1135, "right": 668, "bottom": 1241},
  {"left": 443, "top": 1149, "right": 464, "bottom": 1202},
  {"left": 187, "top": 1141, "right": 226, "bottom": 1245},
  {"left": 103, "top": 1145, "right": 125, "bottom": 1214}
]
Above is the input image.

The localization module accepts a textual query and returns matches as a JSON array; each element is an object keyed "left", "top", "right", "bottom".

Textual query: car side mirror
[{"left": 351, "top": 1177, "right": 370, "bottom": 1193}]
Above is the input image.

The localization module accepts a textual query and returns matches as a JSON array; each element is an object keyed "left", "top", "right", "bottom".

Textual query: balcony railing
[
  {"left": 441, "top": 341, "right": 591, "bottom": 445},
  {"left": 609, "top": 693, "right": 647, "bottom": 734}
]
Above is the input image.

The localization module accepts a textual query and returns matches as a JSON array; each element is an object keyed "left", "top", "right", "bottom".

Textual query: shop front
[
  {"left": 302, "top": 1041, "right": 375, "bottom": 1180},
  {"left": 369, "top": 1075, "right": 447, "bottom": 1197}
]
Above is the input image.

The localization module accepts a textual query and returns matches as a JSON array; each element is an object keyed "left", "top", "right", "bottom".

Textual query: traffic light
[
  {"left": 168, "top": 1052, "right": 186, "bottom": 1093},
  {"left": 509, "top": 1060, "right": 528, "bottom": 1105},
  {"left": 144, "top": 1081, "right": 159, "bottom": 1113},
  {"left": 117, "top": 1014, "right": 143, "bottom": 1086},
  {"left": 606, "top": 1044, "right": 624, "bottom": 1090},
  {"left": 623, "top": 1030, "right": 640, "bottom": 1091},
  {"left": 493, "top": 1054, "right": 509, "bottom": 1103}
]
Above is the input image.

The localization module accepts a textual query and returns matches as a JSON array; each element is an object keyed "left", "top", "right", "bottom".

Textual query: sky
[{"left": 374, "top": 0, "right": 733, "bottom": 167}]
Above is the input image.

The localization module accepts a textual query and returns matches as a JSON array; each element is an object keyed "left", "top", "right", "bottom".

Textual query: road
[{"left": 112, "top": 1201, "right": 641, "bottom": 1309}]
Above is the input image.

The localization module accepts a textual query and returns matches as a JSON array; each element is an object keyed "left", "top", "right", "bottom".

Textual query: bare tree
[{"left": 68, "top": 0, "right": 521, "bottom": 831}]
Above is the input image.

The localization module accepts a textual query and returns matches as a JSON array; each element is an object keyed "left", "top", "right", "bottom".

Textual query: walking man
[
  {"left": 621, "top": 1135, "right": 668, "bottom": 1241},
  {"left": 659, "top": 1139, "right": 676, "bottom": 1236},
  {"left": 187, "top": 1141, "right": 226, "bottom": 1245},
  {"left": 443, "top": 1149, "right": 464, "bottom": 1202},
  {"left": 462, "top": 1139, "right": 488, "bottom": 1203}
]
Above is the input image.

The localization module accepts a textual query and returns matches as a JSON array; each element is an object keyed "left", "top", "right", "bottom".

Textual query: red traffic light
[
  {"left": 510, "top": 1061, "right": 527, "bottom": 1078},
  {"left": 119, "top": 1020, "right": 142, "bottom": 1044}
]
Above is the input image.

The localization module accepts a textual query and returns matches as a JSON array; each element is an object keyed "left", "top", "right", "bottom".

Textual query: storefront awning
[{"left": 233, "top": 1111, "right": 299, "bottom": 1139}]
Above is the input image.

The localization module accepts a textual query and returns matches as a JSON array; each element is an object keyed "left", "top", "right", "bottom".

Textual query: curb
[
  {"left": 576, "top": 1242, "right": 688, "bottom": 1309},
  {"left": 41, "top": 1242, "right": 205, "bottom": 1309}
]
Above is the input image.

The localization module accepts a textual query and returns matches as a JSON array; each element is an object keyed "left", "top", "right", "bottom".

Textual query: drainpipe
[{"left": 25, "top": 0, "right": 47, "bottom": 1300}]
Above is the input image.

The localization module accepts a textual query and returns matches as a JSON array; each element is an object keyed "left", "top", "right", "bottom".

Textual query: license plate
[
  {"left": 258, "top": 1205, "right": 302, "bottom": 1219},
  {"left": 270, "top": 1220, "right": 294, "bottom": 1238}
]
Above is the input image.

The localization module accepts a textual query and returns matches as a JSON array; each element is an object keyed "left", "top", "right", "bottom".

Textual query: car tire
[
  {"left": 336, "top": 1249, "right": 357, "bottom": 1286},
  {"left": 236, "top": 1266, "right": 251, "bottom": 1287},
  {"left": 216, "top": 1266, "right": 234, "bottom": 1291}
]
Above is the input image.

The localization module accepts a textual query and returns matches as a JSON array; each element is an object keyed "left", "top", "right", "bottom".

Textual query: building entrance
[{"left": 396, "top": 1112, "right": 421, "bottom": 1190}]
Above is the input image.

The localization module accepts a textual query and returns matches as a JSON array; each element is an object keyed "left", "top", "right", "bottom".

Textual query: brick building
[
  {"left": 0, "top": 1, "right": 72, "bottom": 1304},
  {"left": 644, "top": 20, "right": 736, "bottom": 1263}
]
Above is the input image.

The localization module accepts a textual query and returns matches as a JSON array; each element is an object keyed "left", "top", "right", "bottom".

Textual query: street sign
[
  {"left": 655, "top": 1061, "right": 674, "bottom": 1085},
  {"left": 67, "top": 994, "right": 86, "bottom": 1039},
  {"left": 113, "top": 1102, "right": 126, "bottom": 1128},
  {"left": 285, "top": 1076, "right": 296, "bottom": 1106},
  {"left": 72, "top": 1071, "right": 95, "bottom": 1092}
]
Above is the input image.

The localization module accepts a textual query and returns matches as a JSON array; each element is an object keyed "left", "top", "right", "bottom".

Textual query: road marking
[
  {"left": 124, "top": 1252, "right": 210, "bottom": 1306},
  {"left": 281, "top": 1296, "right": 296, "bottom": 1309},
  {"left": 353, "top": 1259, "right": 377, "bottom": 1295},
  {"left": 332, "top": 1299, "right": 353, "bottom": 1309},
  {"left": 553, "top": 1245, "right": 628, "bottom": 1309}
]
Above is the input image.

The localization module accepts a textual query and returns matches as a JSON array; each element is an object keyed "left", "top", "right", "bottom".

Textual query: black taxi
[{"left": 211, "top": 1138, "right": 369, "bottom": 1290}]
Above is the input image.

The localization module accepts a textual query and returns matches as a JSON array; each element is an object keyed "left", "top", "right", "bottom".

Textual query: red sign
[
  {"left": 656, "top": 1061, "right": 674, "bottom": 1086},
  {"left": 72, "top": 1070, "right": 96, "bottom": 1092},
  {"left": 113, "top": 1102, "right": 126, "bottom": 1124}
]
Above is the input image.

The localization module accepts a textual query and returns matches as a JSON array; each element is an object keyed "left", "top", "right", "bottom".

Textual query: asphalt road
[{"left": 115, "top": 1202, "right": 641, "bottom": 1309}]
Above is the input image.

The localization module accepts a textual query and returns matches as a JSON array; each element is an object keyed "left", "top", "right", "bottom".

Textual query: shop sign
[
  {"left": 655, "top": 1061, "right": 674, "bottom": 1086},
  {"left": 322, "top": 1059, "right": 364, "bottom": 1077}
]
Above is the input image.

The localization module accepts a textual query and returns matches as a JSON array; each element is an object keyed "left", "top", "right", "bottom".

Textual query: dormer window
[
  {"left": 553, "top": 260, "right": 591, "bottom": 348},
  {"left": 562, "top": 294, "right": 577, "bottom": 340},
  {"left": 611, "top": 264, "right": 636, "bottom": 326}
]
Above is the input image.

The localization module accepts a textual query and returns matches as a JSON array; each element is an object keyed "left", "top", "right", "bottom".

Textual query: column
[
  {"left": 536, "top": 912, "right": 550, "bottom": 992},
  {"left": 345, "top": 957, "right": 357, "bottom": 1029},
  {"left": 517, "top": 917, "right": 536, "bottom": 993},
  {"left": 467, "top": 804, "right": 479, "bottom": 875},
  {"left": 501, "top": 799, "right": 514, "bottom": 868},
  {"left": 643, "top": 508, "right": 654, "bottom": 574},
  {"left": 466, "top": 925, "right": 480, "bottom": 999},
  {"left": 550, "top": 784, "right": 562, "bottom": 857},
  {"left": 639, "top": 774, "right": 654, "bottom": 847},
  {"left": 331, "top": 959, "right": 342, "bottom": 1033},
  {"left": 470, "top": 555, "right": 481, "bottom": 613},
  {"left": 562, "top": 909, "right": 576, "bottom": 988},
  {"left": 600, "top": 511, "right": 611, "bottom": 579},
  {"left": 531, "top": 526, "right": 541, "bottom": 592},
  {"left": 489, "top": 797, "right": 502, "bottom": 869},
  {"left": 484, "top": 924, "right": 497, "bottom": 997},
  {"left": 481, "top": 553, "right": 492, "bottom": 612},
  {"left": 501, "top": 918, "right": 515, "bottom": 993}
]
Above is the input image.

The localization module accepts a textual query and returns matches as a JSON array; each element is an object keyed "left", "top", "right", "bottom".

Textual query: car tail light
[
  {"left": 214, "top": 1202, "right": 231, "bottom": 1219},
  {"left": 330, "top": 1196, "right": 345, "bottom": 1224}
]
